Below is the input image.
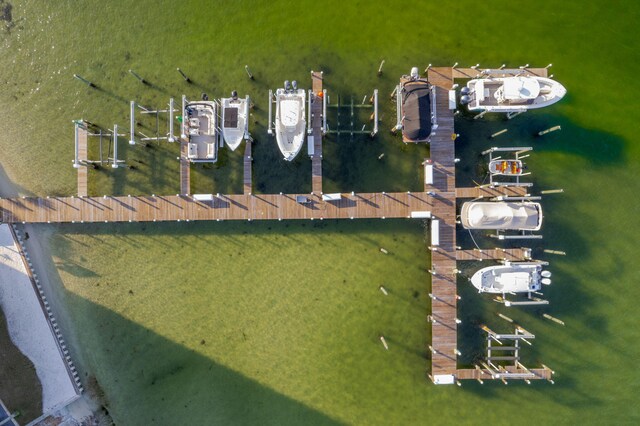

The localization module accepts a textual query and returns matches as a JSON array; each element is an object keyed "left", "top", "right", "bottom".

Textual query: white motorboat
[
  {"left": 221, "top": 91, "right": 250, "bottom": 151},
  {"left": 183, "top": 99, "right": 218, "bottom": 163},
  {"left": 489, "top": 159, "right": 524, "bottom": 176},
  {"left": 395, "top": 67, "right": 436, "bottom": 143},
  {"left": 470, "top": 262, "right": 543, "bottom": 294},
  {"left": 274, "top": 81, "right": 306, "bottom": 161},
  {"left": 460, "top": 201, "right": 543, "bottom": 231},
  {"left": 462, "top": 75, "right": 566, "bottom": 112}
]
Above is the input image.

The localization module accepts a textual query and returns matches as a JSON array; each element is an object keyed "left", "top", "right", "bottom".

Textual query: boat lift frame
[
  {"left": 482, "top": 146, "right": 533, "bottom": 186},
  {"left": 325, "top": 90, "right": 379, "bottom": 141},
  {"left": 132, "top": 98, "right": 179, "bottom": 145},
  {"left": 477, "top": 325, "right": 553, "bottom": 383},
  {"left": 73, "top": 120, "right": 126, "bottom": 169}
]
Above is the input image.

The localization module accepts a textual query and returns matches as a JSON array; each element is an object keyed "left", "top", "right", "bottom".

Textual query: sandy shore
[{"left": 0, "top": 224, "right": 77, "bottom": 413}]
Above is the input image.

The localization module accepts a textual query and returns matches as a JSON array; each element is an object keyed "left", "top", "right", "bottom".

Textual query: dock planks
[
  {"left": 311, "top": 71, "right": 324, "bottom": 195},
  {"left": 77, "top": 126, "right": 88, "bottom": 197},
  {"left": 244, "top": 140, "right": 252, "bottom": 195},
  {"left": 180, "top": 139, "right": 191, "bottom": 195}
]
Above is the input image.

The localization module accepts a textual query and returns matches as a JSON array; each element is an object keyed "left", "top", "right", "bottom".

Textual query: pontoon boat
[
  {"left": 395, "top": 67, "right": 436, "bottom": 142},
  {"left": 183, "top": 100, "right": 218, "bottom": 163}
]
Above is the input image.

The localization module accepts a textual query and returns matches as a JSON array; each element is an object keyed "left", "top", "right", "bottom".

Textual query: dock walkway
[
  {"left": 311, "top": 71, "right": 324, "bottom": 194},
  {"left": 76, "top": 126, "right": 88, "bottom": 197}
]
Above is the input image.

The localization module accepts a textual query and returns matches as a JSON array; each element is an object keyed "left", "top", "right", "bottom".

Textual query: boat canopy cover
[
  {"left": 463, "top": 202, "right": 541, "bottom": 230},
  {"left": 402, "top": 81, "right": 432, "bottom": 141},
  {"left": 224, "top": 107, "right": 238, "bottom": 128},
  {"left": 502, "top": 77, "right": 540, "bottom": 100}
]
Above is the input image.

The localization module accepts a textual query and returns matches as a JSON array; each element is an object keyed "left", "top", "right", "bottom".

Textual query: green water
[{"left": 1, "top": 0, "right": 640, "bottom": 424}]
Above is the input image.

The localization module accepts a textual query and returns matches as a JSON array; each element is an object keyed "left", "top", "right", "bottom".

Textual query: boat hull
[
  {"left": 466, "top": 75, "right": 566, "bottom": 113},
  {"left": 470, "top": 263, "right": 542, "bottom": 294},
  {"left": 275, "top": 88, "right": 306, "bottom": 161},
  {"left": 221, "top": 96, "right": 249, "bottom": 151},
  {"left": 489, "top": 159, "right": 523, "bottom": 176},
  {"left": 460, "top": 201, "right": 543, "bottom": 231}
]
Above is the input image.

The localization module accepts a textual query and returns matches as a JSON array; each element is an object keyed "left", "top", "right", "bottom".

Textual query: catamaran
[
  {"left": 182, "top": 98, "right": 218, "bottom": 163},
  {"left": 394, "top": 67, "right": 436, "bottom": 142},
  {"left": 470, "top": 262, "right": 548, "bottom": 295},
  {"left": 221, "top": 91, "right": 250, "bottom": 151},
  {"left": 274, "top": 81, "right": 306, "bottom": 161},
  {"left": 460, "top": 201, "right": 543, "bottom": 231},
  {"left": 462, "top": 75, "right": 566, "bottom": 113}
]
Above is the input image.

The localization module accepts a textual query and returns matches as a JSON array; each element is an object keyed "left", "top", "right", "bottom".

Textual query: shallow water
[{"left": 1, "top": 0, "right": 639, "bottom": 424}]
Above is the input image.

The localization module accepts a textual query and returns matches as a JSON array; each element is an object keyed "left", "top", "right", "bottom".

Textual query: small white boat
[
  {"left": 471, "top": 262, "right": 542, "bottom": 294},
  {"left": 274, "top": 81, "right": 306, "bottom": 161},
  {"left": 489, "top": 159, "right": 524, "bottom": 176},
  {"left": 183, "top": 100, "right": 218, "bottom": 163},
  {"left": 221, "top": 91, "right": 250, "bottom": 151},
  {"left": 462, "top": 75, "right": 566, "bottom": 112},
  {"left": 460, "top": 201, "right": 543, "bottom": 231}
]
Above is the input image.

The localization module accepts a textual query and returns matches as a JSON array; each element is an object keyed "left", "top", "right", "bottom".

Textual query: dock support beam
[{"left": 129, "top": 101, "right": 136, "bottom": 145}]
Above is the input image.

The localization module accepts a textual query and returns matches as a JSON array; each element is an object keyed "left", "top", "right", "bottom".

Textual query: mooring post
[
  {"left": 491, "top": 129, "right": 508, "bottom": 138},
  {"left": 177, "top": 67, "right": 191, "bottom": 83},
  {"left": 379, "top": 335, "right": 389, "bottom": 350},
  {"left": 129, "top": 69, "right": 148, "bottom": 85},
  {"left": 379, "top": 285, "right": 388, "bottom": 296},
  {"left": 73, "top": 74, "right": 96, "bottom": 88},
  {"left": 245, "top": 65, "right": 254, "bottom": 80},
  {"left": 377, "top": 59, "right": 385, "bottom": 76},
  {"left": 537, "top": 125, "right": 561, "bottom": 136}
]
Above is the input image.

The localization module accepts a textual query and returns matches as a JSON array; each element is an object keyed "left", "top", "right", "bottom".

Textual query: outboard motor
[
  {"left": 292, "top": 80, "right": 298, "bottom": 91},
  {"left": 460, "top": 87, "right": 470, "bottom": 96},
  {"left": 410, "top": 67, "right": 419, "bottom": 80},
  {"left": 460, "top": 95, "right": 471, "bottom": 105},
  {"left": 201, "top": 92, "right": 209, "bottom": 101},
  {"left": 231, "top": 90, "right": 238, "bottom": 100},
  {"left": 284, "top": 80, "right": 291, "bottom": 91}
]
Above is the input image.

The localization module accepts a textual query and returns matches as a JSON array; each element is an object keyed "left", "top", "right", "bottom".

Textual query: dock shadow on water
[{"left": 64, "top": 292, "right": 340, "bottom": 425}]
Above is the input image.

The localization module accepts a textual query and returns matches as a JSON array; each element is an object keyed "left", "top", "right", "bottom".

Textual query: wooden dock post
[
  {"left": 245, "top": 65, "right": 254, "bottom": 80},
  {"left": 380, "top": 335, "right": 389, "bottom": 350},
  {"left": 177, "top": 68, "right": 191, "bottom": 83},
  {"left": 73, "top": 74, "right": 96, "bottom": 88},
  {"left": 128, "top": 69, "right": 148, "bottom": 85},
  {"left": 537, "top": 125, "right": 561, "bottom": 136},
  {"left": 377, "top": 60, "right": 385, "bottom": 76}
]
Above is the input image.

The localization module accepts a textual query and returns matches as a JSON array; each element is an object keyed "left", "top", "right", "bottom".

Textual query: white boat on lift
[
  {"left": 460, "top": 201, "right": 543, "bottom": 231},
  {"left": 489, "top": 159, "right": 524, "bottom": 176},
  {"left": 274, "top": 80, "right": 306, "bottom": 161},
  {"left": 183, "top": 97, "right": 218, "bottom": 163},
  {"left": 462, "top": 75, "right": 566, "bottom": 113},
  {"left": 221, "top": 91, "right": 250, "bottom": 151},
  {"left": 470, "top": 262, "right": 547, "bottom": 295}
]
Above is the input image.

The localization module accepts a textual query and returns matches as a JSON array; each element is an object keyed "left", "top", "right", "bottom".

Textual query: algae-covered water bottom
[{"left": 1, "top": 0, "right": 639, "bottom": 424}]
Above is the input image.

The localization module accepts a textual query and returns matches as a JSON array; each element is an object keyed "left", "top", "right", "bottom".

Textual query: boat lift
[
  {"left": 72, "top": 120, "right": 126, "bottom": 169},
  {"left": 131, "top": 98, "right": 179, "bottom": 145},
  {"left": 483, "top": 146, "right": 533, "bottom": 186},
  {"left": 476, "top": 325, "right": 554, "bottom": 383},
  {"left": 325, "top": 90, "right": 379, "bottom": 141},
  {"left": 487, "top": 194, "right": 544, "bottom": 240}
]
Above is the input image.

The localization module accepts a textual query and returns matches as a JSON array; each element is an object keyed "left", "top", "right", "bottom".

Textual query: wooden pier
[
  {"left": 180, "top": 139, "right": 190, "bottom": 195},
  {"left": 77, "top": 125, "right": 88, "bottom": 197},
  {"left": 244, "top": 140, "right": 252, "bottom": 195},
  {"left": 311, "top": 71, "right": 324, "bottom": 195},
  {"left": 1, "top": 68, "right": 555, "bottom": 385}
]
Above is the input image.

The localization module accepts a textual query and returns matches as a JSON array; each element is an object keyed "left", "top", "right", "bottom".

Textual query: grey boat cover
[
  {"left": 402, "top": 80, "right": 432, "bottom": 141},
  {"left": 224, "top": 107, "right": 239, "bottom": 128}
]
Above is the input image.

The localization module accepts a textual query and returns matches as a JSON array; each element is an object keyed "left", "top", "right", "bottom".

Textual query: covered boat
[
  {"left": 396, "top": 67, "right": 435, "bottom": 142},
  {"left": 470, "top": 262, "right": 542, "bottom": 294},
  {"left": 460, "top": 201, "right": 543, "bottom": 231},
  {"left": 274, "top": 81, "right": 306, "bottom": 161},
  {"left": 183, "top": 100, "right": 218, "bottom": 163},
  {"left": 463, "top": 75, "right": 566, "bottom": 112},
  {"left": 221, "top": 91, "right": 250, "bottom": 151}
]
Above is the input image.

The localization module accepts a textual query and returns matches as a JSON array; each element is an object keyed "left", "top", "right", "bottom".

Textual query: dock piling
[
  {"left": 177, "top": 68, "right": 191, "bottom": 83},
  {"left": 245, "top": 65, "right": 254, "bottom": 80},
  {"left": 73, "top": 74, "right": 96, "bottom": 88},
  {"left": 128, "top": 69, "right": 148, "bottom": 85},
  {"left": 537, "top": 125, "right": 561, "bottom": 136},
  {"left": 377, "top": 60, "right": 385, "bottom": 76}
]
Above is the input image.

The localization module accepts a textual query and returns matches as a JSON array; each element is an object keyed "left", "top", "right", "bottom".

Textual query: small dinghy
[{"left": 489, "top": 159, "right": 524, "bottom": 176}]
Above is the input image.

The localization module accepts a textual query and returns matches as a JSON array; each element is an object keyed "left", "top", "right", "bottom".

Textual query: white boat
[
  {"left": 183, "top": 100, "right": 218, "bottom": 163},
  {"left": 462, "top": 75, "right": 566, "bottom": 112},
  {"left": 489, "top": 159, "right": 524, "bottom": 176},
  {"left": 221, "top": 91, "right": 250, "bottom": 151},
  {"left": 470, "top": 262, "right": 542, "bottom": 294},
  {"left": 460, "top": 201, "right": 543, "bottom": 231},
  {"left": 274, "top": 81, "right": 306, "bottom": 161},
  {"left": 395, "top": 67, "right": 435, "bottom": 143}
]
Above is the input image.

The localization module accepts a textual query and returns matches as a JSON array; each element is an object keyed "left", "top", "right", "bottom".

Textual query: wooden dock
[
  {"left": 3, "top": 67, "right": 554, "bottom": 385},
  {"left": 77, "top": 125, "right": 88, "bottom": 197},
  {"left": 180, "top": 139, "right": 190, "bottom": 195},
  {"left": 244, "top": 140, "right": 252, "bottom": 195},
  {"left": 456, "top": 248, "right": 531, "bottom": 262},
  {"left": 311, "top": 71, "right": 324, "bottom": 195}
]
